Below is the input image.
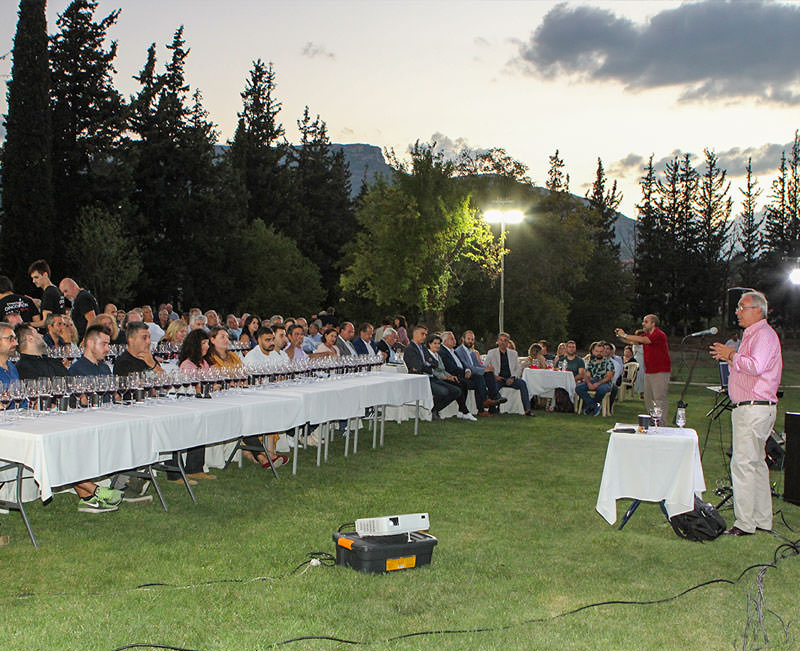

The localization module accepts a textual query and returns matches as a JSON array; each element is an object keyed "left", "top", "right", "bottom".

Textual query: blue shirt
[{"left": 0, "top": 361, "right": 19, "bottom": 388}]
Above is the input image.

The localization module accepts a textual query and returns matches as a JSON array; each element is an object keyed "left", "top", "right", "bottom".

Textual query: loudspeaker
[
  {"left": 726, "top": 287, "right": 754, "bottom": 330},
  {"left": 783, "top": 412, "right": 800, "bottom": 505}
]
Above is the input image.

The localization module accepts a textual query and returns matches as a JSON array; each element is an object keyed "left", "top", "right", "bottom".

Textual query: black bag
[
  {"left": 765, "top": 436, "right": 785, "bottom": 470},
  {"left": 669, "top": 496, "right": 726, "bottom": 542},
  {"left": 553, "top": 388, "right": 573, "bottom": 412}
]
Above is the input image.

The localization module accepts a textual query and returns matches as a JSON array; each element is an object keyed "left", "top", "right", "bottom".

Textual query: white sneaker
[{"left": 457, "top": 412, "right": 477, "bottom": 421}]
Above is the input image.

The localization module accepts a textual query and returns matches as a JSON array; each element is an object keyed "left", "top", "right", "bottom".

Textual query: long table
[
  {"left": 0, "top": 373, "right": 433, "bottom": 505},
  {"left": 522, "top": 368, "right": 576, "bottom": 401}
]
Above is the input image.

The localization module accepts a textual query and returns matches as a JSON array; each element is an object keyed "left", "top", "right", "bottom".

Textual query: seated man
[
  {"left": 353, "top": 322, "right": 378, "bottom": 355},
  {"left": 454, "top": 330, "right": 505, "bottom": 412},
  {"left": 42, "top": 313, "right": 68, "bottom": 348},
  {"left": 13, "top": 323, "right": 123, "bottom": 512},
  {"left": 575, "top": 341, "right": 616, "bottom": 416},
  {"left": 561, "top": 340, "right": 586, "bottom": 381},
  {"left": 377, "top": 327, "right": 401, "bottom": 363},
  {"left": 485, "top": 332, "right": 534, "bottom": 417},
  {"left": 604, "top": 341, "right": 624, "bottom": 389},
  {"left": 403, "top": 324, "right": 460, "bottom": 420},
  {"left": 428, "top": 333, "right": 476, "bottom": 421},
  {"left": 335, "top": 321, "right": 358, "bottom": 356},
  {"left": 440, "top": 330, "right": 498, "bottom": 417},
  {"left": 0, "top": 276, "right": 39, "bottom": 323}
]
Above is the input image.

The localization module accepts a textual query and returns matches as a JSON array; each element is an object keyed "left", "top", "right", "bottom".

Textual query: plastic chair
[{"left": 618, "top": 362, "right": 639, "bottom": 402}]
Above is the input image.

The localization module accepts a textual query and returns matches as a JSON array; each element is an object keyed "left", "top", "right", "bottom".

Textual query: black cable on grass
[{"left": 337, "top": 521, "right": 355, "bottom": 532}]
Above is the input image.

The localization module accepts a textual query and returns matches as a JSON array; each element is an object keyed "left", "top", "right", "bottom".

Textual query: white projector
[{"left": 355, "top": 512, "right": 430, "bottom": 537}]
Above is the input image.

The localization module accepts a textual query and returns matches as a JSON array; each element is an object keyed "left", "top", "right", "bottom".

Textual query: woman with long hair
[
  {"left": 393, "top": 315, "right": 409, "bottom": 347},
  {"left": 163, "top": 319, "right": 189, "bottom": 345},
  {"left": 239, "top": 315, "right": 260, "bottom": 350},
  {"left": 171, "top": 329, "right": 214, "bottom": 482}
]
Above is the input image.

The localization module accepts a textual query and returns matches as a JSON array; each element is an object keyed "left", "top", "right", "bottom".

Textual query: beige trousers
[
  {"left": 644, "top": 372, "right": 670, "bottom": 424},
  {"left": 731, "top": 404, "right": 776, "bottom": 533}
]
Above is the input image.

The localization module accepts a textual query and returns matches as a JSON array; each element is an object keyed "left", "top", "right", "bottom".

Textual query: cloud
[
  {"left": 513, "top": 0, "right": 800, "bottom": 104},
  {"left": 428, "top": 132, "right": 488, "bottom": 161},
  {"left": 301, "top": 42, "right": 335, "bottom": 60},
  {"left": 608, "top": 140, "right": 796, "bottom": 183}
]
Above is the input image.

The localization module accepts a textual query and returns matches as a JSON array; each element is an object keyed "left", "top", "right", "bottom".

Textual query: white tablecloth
[
  {"left": 596, "top": 425, "right": 706, "bottom": 525},
  {"left": 522, "top": 368, "right": 576, "bottom": 400},
  {"left": 0, "top": 373, "right": 433, "bottom": 502}
]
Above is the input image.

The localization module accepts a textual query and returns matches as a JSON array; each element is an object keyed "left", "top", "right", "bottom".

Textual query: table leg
[
  {"left": 148, "top": 465, "right": 168, "bottom": 512},
  {"left": 292, "top": 425, "right": 300, "bottom": 476},
  {"left": 618, "top": 500, "right": 641, "bottom": 530},
  {"left": 414, "top": 400, "right": 419, "bottom": 436},
  {"left": 15, "top": 464, "right": 37, "bottom": 547},
  {"left": 380, "top": 406, "right": 386, "bottom": 447}
]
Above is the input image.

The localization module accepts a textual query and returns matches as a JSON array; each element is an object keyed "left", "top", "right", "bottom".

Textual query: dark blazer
[
  {"left": 440, "top": 345, "right": 467, "bottom": 380},
  {"left": 353, "top": 337, "right": 378, "bottom": 355},
  {"left": 336, "top": 336, "right": 356, "bottom": 357},
  {"left": 403, "top": 342, "right": 433, "bottom": 375}
]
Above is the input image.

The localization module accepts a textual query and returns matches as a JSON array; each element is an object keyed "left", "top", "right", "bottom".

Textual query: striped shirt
[{"left": 728, "top": 318, "right": 782, "bottom": 403}]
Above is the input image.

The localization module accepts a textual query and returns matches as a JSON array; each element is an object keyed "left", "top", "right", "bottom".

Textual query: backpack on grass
[
  {"left": 669, "top": 496, "right": 726, "bottom": 542},
  {"left": 553, "top": 388, "right": 573, "bottom": 412}
]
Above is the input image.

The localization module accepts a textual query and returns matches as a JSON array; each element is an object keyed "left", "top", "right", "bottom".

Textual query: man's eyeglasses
[
  {"left": 736, "top": 305, "right": 759, "bottom": 312},
  {"left": 0, "top": 335, "right": 17, "bottom": 341}
]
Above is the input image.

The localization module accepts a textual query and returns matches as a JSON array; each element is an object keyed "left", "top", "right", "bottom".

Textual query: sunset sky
[{"left": 2, "top": 0, "right": 799, "bottom": 218}]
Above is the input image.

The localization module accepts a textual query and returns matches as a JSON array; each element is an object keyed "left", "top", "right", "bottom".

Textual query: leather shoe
[
  {"left": 482, "top": 399, "right": 499, "bottom": 408},
  {"left": 496, "top": 396, "right": 508, "bottom": 404},
  {"left": 431, "top": 410, "right": 441, "bottom": 421},
  {"left": 724, "top": 526, "right": 753, "bottom": 536},
  {"left": 476, "top": 411, "right": 494, "bottom": 417}
]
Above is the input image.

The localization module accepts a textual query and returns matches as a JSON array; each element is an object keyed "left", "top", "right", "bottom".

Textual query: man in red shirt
[{"left": 615, "top": 314, "right": 671, "bottom": 422}]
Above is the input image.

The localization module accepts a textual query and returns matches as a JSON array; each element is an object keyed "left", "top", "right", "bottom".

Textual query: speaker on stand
[{"left": 783, "top": 412, "right": 800, "bottom": 505}]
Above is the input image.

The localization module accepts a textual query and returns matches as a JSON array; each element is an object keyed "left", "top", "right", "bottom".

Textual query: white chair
[
  {"left": 618, "top": 362, "right": 639, "bottom": 402},
  {"left": 574, "top": 389, "right": 613, "bottom": 417},
  {"left": 499, "top": 387, "right": 525, "bottom": 414}
]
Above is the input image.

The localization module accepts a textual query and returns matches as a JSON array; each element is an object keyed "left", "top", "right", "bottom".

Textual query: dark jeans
[
  {"left": 430, "top": 377, "right": 461, "bottom": 413},
  {"left": 575, "top": 381, "right": 613, "bottom": 413},
  {"left": 496, "top": 376, "right": 530, "bottom": 410}
]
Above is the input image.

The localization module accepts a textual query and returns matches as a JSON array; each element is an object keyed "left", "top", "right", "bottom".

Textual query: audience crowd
[{"left": 0, "top": 259, "right": 644, "bottom": 516}]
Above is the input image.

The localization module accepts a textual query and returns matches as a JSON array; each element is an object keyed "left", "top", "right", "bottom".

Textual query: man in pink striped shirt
[{"left": 710, "top": 291, "right": 782, "bottom": 536}]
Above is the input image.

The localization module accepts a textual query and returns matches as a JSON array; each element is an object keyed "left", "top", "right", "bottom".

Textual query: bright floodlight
[
  {"left": 484, "top": 209, "right": 524, "bottom": 224},
  {"left": 790, "top": 268, "right": 800, "bottom": 285}
]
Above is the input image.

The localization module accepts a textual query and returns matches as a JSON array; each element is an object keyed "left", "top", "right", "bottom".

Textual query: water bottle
[{"left": 675, "top": 400, "right": 687, "bottom": 428}]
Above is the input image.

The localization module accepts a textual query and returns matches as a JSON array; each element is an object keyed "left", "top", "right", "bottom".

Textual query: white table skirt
[
  {"left": 596, "top": 425, "right": 706, "bottom": 525},
  {"left": 0, "top": 372, "right": 433, "bottom": 502},
  {"left": 522, "top": 368, "right": 576, "bottom": 400}
]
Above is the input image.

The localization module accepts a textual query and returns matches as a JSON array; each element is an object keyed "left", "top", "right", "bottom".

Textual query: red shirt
[{"left": 643, "top": 327, "right": 671, "bottom": 374}]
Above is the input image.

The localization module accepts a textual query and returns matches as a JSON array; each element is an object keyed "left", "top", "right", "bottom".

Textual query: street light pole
[{"left": 484, "top": 209, "right": 524, "bottom": 335}]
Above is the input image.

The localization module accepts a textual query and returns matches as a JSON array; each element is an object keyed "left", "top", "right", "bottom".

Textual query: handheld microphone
[{"left": 688, "top": 326, "right": 718, "bottom": 337}]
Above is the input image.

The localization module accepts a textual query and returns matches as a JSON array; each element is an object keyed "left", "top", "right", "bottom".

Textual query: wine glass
[{"left": 649, "top": 403, "right": 662, "bottom": 428}]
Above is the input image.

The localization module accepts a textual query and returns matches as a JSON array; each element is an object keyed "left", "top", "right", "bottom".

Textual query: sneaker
[
  {"left": 122, "top": 479, "right": 153, "bottom": 504},
  {"left": 95, "top": 486, "right": 123, "bottom": 506},
  {"left": 78, "top": 495, "right": 119, "bottom": 513},
  {"left": 456, "top": 412, "right": 477, "bottom": 421},
  {"left": 592, "top": 405, "right": 602, "bottom": 417},
  {"left": 264, "top": 455, "right": 288, "bottom": 469}
]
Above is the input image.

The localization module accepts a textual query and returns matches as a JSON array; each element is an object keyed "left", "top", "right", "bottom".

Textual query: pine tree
[
  {"left": 585, "top": 157, "right": 622, "bottom": 250},
  {"left": 291, "top": 106, "right": 354, "bottom": 302},
  {"left": 787, "top": 130, "right": 800, "bottom": 247},
  {"left": 736, "top": 158, "right": 763, "bottom": 288},
  {"left": 764, "top": 152, "right": 789, "bottom": 256},
  {"left": 634, "top": 155, "right": 666, "bottom": 317},
  {"left": 228, "top": 59, "right": 292, "bottom": 229},
  {"left": 694, "top": 149, "right": 732, "bottom": 323},
  {"left": 0, "top": 0, "right": 55, "bottom": 287},
  {"left": 545, "top": 149, "right": 567, "bottom": 193},
  {"left": 49, "top": 0, "right": 127, "bottom": 276}
]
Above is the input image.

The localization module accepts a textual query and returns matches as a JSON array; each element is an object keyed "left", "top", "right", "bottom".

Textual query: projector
[{"left": 355, "top": 512, "right": 429, "bottom": 537}]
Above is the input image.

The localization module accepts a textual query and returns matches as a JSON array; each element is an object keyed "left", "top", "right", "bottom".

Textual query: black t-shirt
[
  {"left": 113, "top": 351, "right": 150, "bottom": 376},
  {"left": 71, "top": 289, "right": 99, "bottom": 338},
  {"left": 0, "top": 293, "right": 39, "bottom": 323},
  {"left": 14, "top": 354, "right": 69, "bottom": 380},
  {"left": 69, "top": 356, "right": 111, "bottom": 377},
  {"left": 41, "top": 285, "right": 66, "bottom": 315},
  {"left": 499, "top": 351, "right": 511, "bottom": 379}
]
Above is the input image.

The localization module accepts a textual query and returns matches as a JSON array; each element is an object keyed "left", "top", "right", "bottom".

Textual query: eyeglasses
[
  {"left": 0, "top": 335, "right": 17, "bottom": 341},
  {"left": 736, "top": 305, "right": 759, "bottom": 311}
]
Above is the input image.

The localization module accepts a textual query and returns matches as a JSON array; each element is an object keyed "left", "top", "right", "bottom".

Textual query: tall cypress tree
[
  {"left": 736, "top": 158, "right": 763, "bottom": 288},
  {"left": 0, "top": 0, "right": 55, "bottom": 286},
  {"left": 545, "top": 149, "right": 567, "bottom": 193},
  {"left": 50, "top": 0, "right": 128, "bottom": 277},
  {"left": 634, "top": 155, "right": 666, "bottom": 317},
  {"left": 585, "top": 157, "right": 622, "bottom": 251}
]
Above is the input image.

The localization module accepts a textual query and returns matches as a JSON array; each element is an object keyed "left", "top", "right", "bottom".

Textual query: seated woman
[
  {"left": 623, "top": 344, "right": 634, "bottom": 364},
  {"left": 239, "top": 315, "right": 260, "bottom": 350},
  {"left": 394, "top": 315, "right": 409, "bottom": 347},
  {"left": 207, "top": 326, "right": 287, "bottom": 469},
  {"left": 527, "top": 343, "right": 548, "bottom": 369},
  {"left": 313, "top": 326, "right": 340, "bottom": 357},
  {"left": 90, "top": 313, "right": 123, "bottom": 346},
  {"left": 173, "top": 329, "right": 215, "bottom": 482},
  {"left": 428, "top": 333, "right": 476, "bottom": 421},
  {"left": 163, "top": 318, "right": 189, "bottom": 346}
]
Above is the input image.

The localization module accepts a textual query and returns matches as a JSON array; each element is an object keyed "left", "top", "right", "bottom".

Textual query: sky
[{"left": 1, "top": 0, "right": 800, "bottom": 219}]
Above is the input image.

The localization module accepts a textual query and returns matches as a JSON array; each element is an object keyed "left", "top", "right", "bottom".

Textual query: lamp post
[{"left": 484, "top": 209, "right": 524, "bottom": 334}]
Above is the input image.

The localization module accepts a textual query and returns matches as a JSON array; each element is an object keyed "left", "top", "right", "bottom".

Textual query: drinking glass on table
[{"left": 649, "top": 403, "right": 662, "bottom": 428}]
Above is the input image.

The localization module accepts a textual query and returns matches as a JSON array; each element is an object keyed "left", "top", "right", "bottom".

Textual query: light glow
[
  {"left": 789, "top": 268, "right": 800, "bottom": 285},
  {"left": 484, "top": 209, "right": 524, "bottom": 224}
]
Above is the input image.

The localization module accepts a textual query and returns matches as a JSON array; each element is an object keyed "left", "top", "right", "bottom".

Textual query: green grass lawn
[{"left": 2, "top": 355, "right": 800, "bottom": 650}]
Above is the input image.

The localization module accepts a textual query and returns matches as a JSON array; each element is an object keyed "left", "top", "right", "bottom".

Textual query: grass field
[{"left": 2, "top": 349, "right": 800, "bottom": 650}]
